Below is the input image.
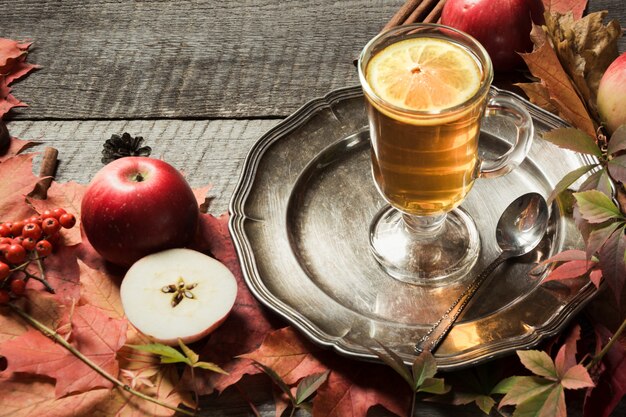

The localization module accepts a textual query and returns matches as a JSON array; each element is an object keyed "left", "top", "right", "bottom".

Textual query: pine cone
[{"left": 102, "top": 133, "right": 152, "bottom": 164}]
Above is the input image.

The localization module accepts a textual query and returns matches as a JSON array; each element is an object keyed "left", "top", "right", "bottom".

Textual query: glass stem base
[{"left": 369, "top": 206, "right": 480, "bottom": 285}]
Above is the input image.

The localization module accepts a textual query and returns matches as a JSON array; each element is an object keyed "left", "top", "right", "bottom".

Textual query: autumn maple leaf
[
  {"left": 0, "top": 153, "right": 40, "bottom": 221},
  {"left": 0, "top": 304, "right": 127, "bottom": 397}
]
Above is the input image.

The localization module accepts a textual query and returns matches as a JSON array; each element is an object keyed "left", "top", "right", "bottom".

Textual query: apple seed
[{"left": 161, "top": 277, "right": 198, "bottom": 308}]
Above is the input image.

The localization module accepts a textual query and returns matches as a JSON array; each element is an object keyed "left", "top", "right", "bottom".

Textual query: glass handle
[{"left": 479, "top": 95, "right": 534, "bottom": 178}]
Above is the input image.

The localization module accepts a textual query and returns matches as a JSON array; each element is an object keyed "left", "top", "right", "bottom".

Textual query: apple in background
[
  {"left": 120, "top": 248, "right": 237, "bottom": 345},
  {"left": 81, "top": 157, "right": 199, "bottom": 267},
  {"left": 441, "top": 0, "right": 545, "bottom": 72},
  {"left": 597, "top": 52, "right": 626, "bottom": 135}
]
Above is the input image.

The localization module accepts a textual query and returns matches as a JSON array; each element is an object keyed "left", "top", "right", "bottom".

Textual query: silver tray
[{"left": 229, "top": 85, "right": 598, "bottom": 369}]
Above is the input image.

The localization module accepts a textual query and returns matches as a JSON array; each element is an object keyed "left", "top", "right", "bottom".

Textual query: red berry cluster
[{"left": 0, "top": 208, "right": 76, "bottom": 304}]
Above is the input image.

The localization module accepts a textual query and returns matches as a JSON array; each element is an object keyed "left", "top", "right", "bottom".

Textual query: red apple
[
  {"left": 81, "top": 157, "right": 199, "bottom": 267},
  {"left": 120, "top": 248, "right": 237, "bottom": 345},
  {"left": 597, "top": 52, "right": 626, "bottom": 135},
  {"left": 441, "top": 0, "right": 545, "bottom": 71}
]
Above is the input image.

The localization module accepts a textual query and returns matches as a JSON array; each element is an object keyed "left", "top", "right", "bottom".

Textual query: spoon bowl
[{"left": 415, "top": 192, "right": 550, "bottom": 354}]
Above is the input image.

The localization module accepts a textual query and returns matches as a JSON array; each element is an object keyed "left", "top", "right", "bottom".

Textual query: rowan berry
[
  {"left": 59, "top": 213, "right": 76, "bottom": 229},
  {"left": 52, "top": 208, "right": 67, "bottom": 219},
  {"left": 35, "top": 240, "right": 53, "bottom": 257},
  {"left": 0, "top": 262, "right": 9, "bottom": 280},
  {"left": 42, "top": 217, "right": 61, "bottom": 235},
  {"left": 21, "top": 237, "right": 37, "bottom": 251},
  {"left": 27, "top": 216, "right": 43, "bottom": 226},
  {"left": 41, "top": 210, "right": 55, "bottom": 219},
  {"left": 10, "top": 279, "right": 25, "bottom": 296},
  {"left": 21, "top": 223, "right": 43, "bottom": 240},
  {"left": 9, "top": 221, "right": 24, "bottom": 237},
  {"left": 5, "top": 244, "right": 26, "bottom": 264},
  {"left": 0, "top": 223, "right": 11, "bottom": 237}
]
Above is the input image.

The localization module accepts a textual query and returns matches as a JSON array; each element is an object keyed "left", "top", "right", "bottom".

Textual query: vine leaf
[
  {"left": 128, "top": 340, "right": 227, "bottom": 374},
  {"left": 542, "top": 128, "right": 602, "bottom": 157},
  {"left": 608, "top": 155, "right": 626, "bottom": 184},
  {"left": 597, "top": 225, "right": 626, "bottom": 305},
  {"left": 548, "top": 163, "right": 599, "bottom": 204},
  {"left": 295, "top": 371, "right": 330, "bottom": 405},
  {"left": 574, "top": 190, "right": 624, "bottom": 223},
  {"left": 495, "top": 348, "right": 594, "bottom": 417},
  {"left": 587, "top": 222, "right": 624, "bottom": 259},
  {"left": 607, "top": 125, "right": 626, "bottom": 155}
]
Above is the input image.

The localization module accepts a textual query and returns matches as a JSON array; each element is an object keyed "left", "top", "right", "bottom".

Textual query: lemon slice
[{"left": 366, "top": 37, "right": 482, "bottom": 112}]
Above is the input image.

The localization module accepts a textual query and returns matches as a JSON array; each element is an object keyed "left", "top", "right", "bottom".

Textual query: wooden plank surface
[
  {"left": 1, "top": 0, "right": 623, "bottom": 120},
  {"left": 2, "top": 0, "right": 626, "bottom": 416}
]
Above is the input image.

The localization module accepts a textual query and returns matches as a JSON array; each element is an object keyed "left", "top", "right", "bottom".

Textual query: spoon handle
[{"left": 415, "top": 252, "right": 509, "bottom": 354}]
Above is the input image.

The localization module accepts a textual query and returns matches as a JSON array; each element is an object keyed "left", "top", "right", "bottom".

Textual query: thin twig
[
  {"left": 8, "top": 303, "right": 196, "bottom": 417},
  {"left": 588, "top": 316, "right": 626, "bottom": 369}
]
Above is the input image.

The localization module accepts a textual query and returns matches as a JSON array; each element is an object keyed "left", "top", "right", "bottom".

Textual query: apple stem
[{"left": 8, "top": 303, "right": 196, "bottom": 417}]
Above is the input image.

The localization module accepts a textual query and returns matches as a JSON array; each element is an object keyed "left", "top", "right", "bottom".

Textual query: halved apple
[{"left": 120, "top": 248, "right": 237, "bottom": 345}]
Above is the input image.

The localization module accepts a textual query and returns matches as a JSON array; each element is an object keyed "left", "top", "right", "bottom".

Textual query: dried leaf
[
  {"left": 0, "top": 304, "right": 127, "bottom": 397},
  {"left": 519, "top": 23, "right": 596, "bottom": 136},
  {"left": 542, "top": 0, "right": 588, "bottom": 19},
  {"left": 0, "top": 39, "right": 30, "bottom": 72},
  {"left": 0, "top": 375, "right": 109, "bottom": 417},
  {"left": 574, "top": 190, "right": 623, "bottom": 223},
  {"left": 35, "top": 244, "right": 82, "bottom": 303},
  {"left": 77, "top": 260, "right": 124, "bottom": 319},
  {"left": 0, "top": 153, "right": 40, "bottom": 221},
  {"left": 544, "top": 11, "right": 621, "bottom": 121},
  {"left": 515, "top": 82, "right": 559, "bottom": 114},
  {"left": 0, "top": 136, "right": 36, "bottom": 162},
  {"left": 542, "top": 128, "right": 602, "bottom": 157}
]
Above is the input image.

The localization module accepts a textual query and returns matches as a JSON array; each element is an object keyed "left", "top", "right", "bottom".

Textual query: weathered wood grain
[
  {"left": 2, "top": 0, "right": 622, "bottom": 121},
  {"left": 0, "top": 0, "right": 401, "bottom": 120},
  {"left": 7, "top": 119, "right": 279, "bottom": 214}
]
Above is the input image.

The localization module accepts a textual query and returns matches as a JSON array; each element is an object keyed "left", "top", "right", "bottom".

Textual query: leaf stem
[
  {"left": 409, "top": 392, "right": 416, "bottom": 417},
  {"left": 8, "top": 303, "right": 195, "bottom": 416},
  {"left": 587, "top": 316, "right": 626, "bottom": 369}
]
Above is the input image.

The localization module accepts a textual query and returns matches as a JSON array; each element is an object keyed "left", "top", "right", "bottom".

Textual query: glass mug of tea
[{"left": 357, "top": 24, "right": 533, "bottom": 284}]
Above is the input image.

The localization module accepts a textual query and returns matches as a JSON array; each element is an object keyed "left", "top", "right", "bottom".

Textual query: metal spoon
[{"left": 415, "top": 192, "right": 550, "bottom": 354}]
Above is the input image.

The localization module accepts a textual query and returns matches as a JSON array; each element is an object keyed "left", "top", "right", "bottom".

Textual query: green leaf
[
  {"left": 412, "top": 350, "right": 438, "bottom": 391},
  {"left": 474, "top": 395, "right": 496, "bottom": 415},
  {"left": 417, "top": 377, "right": 448, "bottom": 394},
  {"left": 542, "top": 128, "right": 602, "bottom": 157},
  {"left": 548, "top": 164, "right": 599, "bottom": 204},
  {"left": 126, "top": 343, "right": 189, "bottom": 365},
  {"left": 295, "top": 371, "right": 329, "bottom": 404},
  {"left": 495, "top": 376, "right": 554, "bottom": 407},
  {"left": 607, "top": 124, "right": 626, "bottom": 155},
  {"left": 586, "top": 221, "right": 623, "bottom": 259},
  {"left": 366, "top": 341, "right": 413, "bottom": 388},
  {"left": 574, "top": 190, "right": 623, "bottom": 223},
  {"left": 194, "top": 361, "right": 229, "bottom": 375},
  {"left": 177, "top": 339, "right": 199, "bottom": 364},
  {"left": 517, "top": 350, "right": 558, "bottom": 380},
  {"left": 608, "top": 155, "right": 626, "bottom": 183},
  {"left": 253, "top": 361, "right": 296, "bottom": 404},
  {"left": 512, "top": 384, "right": 565, "bottom": 417}
]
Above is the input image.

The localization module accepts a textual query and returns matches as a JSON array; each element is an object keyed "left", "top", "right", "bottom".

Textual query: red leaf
[
  {"left": 28, "top": 181, "right": 87, "bottom": 246},
  {"left": 598, "top": 228, "right": 626, "bottom": 305},
  {"left": 77, "top": 260, "right": 124, "bottom": 320},
  {"left": 4, "top": 58, "right": 39, "bottom": 85},
  {"left": 35, "top": 244, "right": 82, "bottom": 303},
  {"left": 0, "top": 153, "right": 39, "bottom": 221},
  {"left": 0, "top": 80, "right": 28, "bottom": 119},
  {"left": 0, "top": 39, "right": 30, "bottom": 72},
  {"left": 0, "top": 304, "right": 127, "bottom": 397},
  {"left": 590, "top": 269, "right": 603, "bottom": 288},
  {"left": 555, "top": 325, "right": 581, "bottom": 375},
  {"left": 311, "top": 363, "right": 410, "bottom": 417},
  {"left": 240, "top": 327, "right": 328, "bottom": 385},
  {"left": 543, "top": 260, "right": 595, "bottom": 282},
  {"left": 542, "top": 0, "right": 588, "bottom": 20},
  {"left": 0, "top": 136, "right": 36, "bottom": 162},
  {"left": 186, "top": 213, "right": 280, "bottom": 395},
  {"left": 0, "top": 375, "right": 109, "bottom": 417}
]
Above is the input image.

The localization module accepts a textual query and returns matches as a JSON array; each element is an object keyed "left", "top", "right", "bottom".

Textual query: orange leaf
[
  {"left": 0, "top": 136, "right": 36, "bottom": 162},
  {"left": 77, "top": 260, "right": 124, "bottom": 320},
  {"left": 241, "top": 327, "right": 328, "bottom": 385},
  {"left": 0, "top": 39, "right": 30, "bottom": 73},
  {"left": 0, "top": 304, "right": 127, "bottom": 397},
  {"left": 0, "top": 153, "right": 40, "bottom": 221},
  {"left": 0, "top": 375, "right": 109, "bottom": 417},
  {"left": 519, "top": 24, "right": 596, "bottom": 137}
]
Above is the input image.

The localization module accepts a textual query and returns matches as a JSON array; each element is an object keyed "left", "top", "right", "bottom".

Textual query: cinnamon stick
[
  {"left": 422, "top": 0, "right": 447, "bottom": 24},
  {"left": 29, "top": 147, "right": 58, "bottom": 199},
  {"left": 404, "top": 0, "right": 440, "bottom": 25}
]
